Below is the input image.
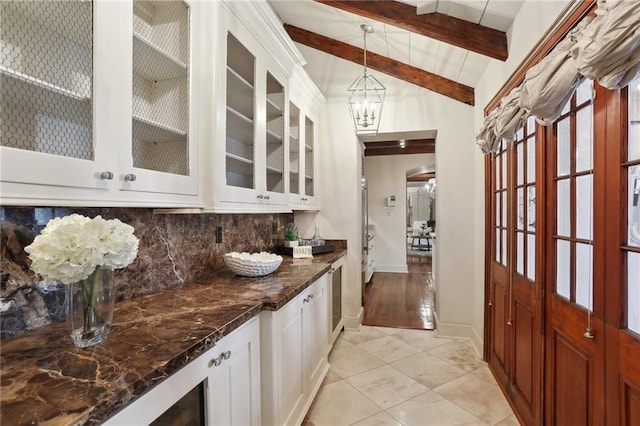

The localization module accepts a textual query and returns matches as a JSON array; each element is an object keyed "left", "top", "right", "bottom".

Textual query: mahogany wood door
[
  {"left": 508, "top": 117, "right": 542, "bottom": 425},
  {"left": 544, "top": 79, "right": 605, "bottom": 425},
  {"left": 603, "top": 79, "right": 640, "bottom": 425},
  {"left": 488, "top": 140, "right": 511, "bottom": 390},
  {"left": 487, "top": 119, "right": 542, "bottom": 426}
]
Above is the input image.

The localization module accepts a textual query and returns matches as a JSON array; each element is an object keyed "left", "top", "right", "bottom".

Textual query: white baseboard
[
  {"left": 434, "top": 312, "right": 484, "bottom": 358},
  {"left": 374, "top": 265, "right": 409, "bottom": 273},
  {"left": 343, "top": 306, "right": 363, "bottom": 330}
]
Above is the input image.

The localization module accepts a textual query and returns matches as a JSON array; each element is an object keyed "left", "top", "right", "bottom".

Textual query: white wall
[
  {"left": 295, "top": 97, "right": 364, "bottom": 329},
  {"left": 298, "top": 0, "right": 575, "bottom": 350},
  {"left": 365, "top": 154, "right": 434, "bottom": 273}
]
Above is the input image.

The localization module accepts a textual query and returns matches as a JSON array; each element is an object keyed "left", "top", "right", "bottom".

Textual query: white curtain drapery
[{"left": 476, "top": 0, "right": 640, "bottom": 154}]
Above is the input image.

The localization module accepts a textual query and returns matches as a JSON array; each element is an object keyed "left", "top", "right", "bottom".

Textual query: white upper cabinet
[
  {"left": 289, "top": 72, "right": 321, "bottom": 211},
  {"left": 0, "top": 0, "right": 201, "bottom": 206},
  {"left": 210, "top": 5, "right": 291, "bottom": 212}
]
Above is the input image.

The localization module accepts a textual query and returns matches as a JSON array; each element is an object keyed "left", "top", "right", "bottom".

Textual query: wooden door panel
[
  {"left": 514, "top": 302, "right": 534, "bottom": 407},
  {"left": 622, "top": 380, "right": 640, "bottom": 426},
  {"left": 491, "top": 277, "right": 508, "bottom": 371},
  {"left": 552, "top": 331, "right": 589, "bottom": 425}
]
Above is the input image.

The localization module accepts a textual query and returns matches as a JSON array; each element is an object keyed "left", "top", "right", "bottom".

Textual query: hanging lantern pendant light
[{"left": 348, "top": 24, "right": 386, "bottom": 135}]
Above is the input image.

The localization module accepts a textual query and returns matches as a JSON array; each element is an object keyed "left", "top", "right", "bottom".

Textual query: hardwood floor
[{"left": 362, "top": 255, "right": 435, "bottom": 330}]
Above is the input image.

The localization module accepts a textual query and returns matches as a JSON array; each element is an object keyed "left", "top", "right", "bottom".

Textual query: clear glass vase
[{"left": 66, "top": 267, "right": 115, "bottom": 348}]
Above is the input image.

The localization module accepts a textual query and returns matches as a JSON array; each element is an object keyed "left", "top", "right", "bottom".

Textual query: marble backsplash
[{"left": 0, "top": 207, "right": 293, "bottom": 339}]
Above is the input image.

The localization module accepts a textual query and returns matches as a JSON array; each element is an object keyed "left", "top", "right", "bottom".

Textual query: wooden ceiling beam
[
  {"left": 407, "top": 172, "right": 436, "bottom": 182},
  {"left": 315, "top": 0, "right": 508, "bottom": 61},
  {"left": 285, "top": 25, "right": 474, "bottom": 106},
  {"left": 364, "top": 139, "right": 436, "bottom": 156}
]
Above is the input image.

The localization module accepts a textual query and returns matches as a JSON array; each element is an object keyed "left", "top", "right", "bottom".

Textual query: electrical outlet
[{"left": 216, "top": 226, "right": 223, "bottom": 243}]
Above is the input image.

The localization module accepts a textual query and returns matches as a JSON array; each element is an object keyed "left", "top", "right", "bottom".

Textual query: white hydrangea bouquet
[
  {"left": 25, "top": 214, "right": 139, "bottom": 283},
  {"left": 25, "top": 214, "right": 139, "bottom": 347}
]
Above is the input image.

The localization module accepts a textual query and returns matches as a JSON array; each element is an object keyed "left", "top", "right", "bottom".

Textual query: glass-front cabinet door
[
  {"left": 225, "top": 32, "right": 256, "bottom": 193},
  {"left": 0, "top": 0, "right": 109, "bottom": 192},
  {"left": 304, "top": 116, "right": 316, "bottom": 202},
  {"left": 289, "top": 104, "right": 317, "bottom": 210},
  {"left": 289, "top": 102, "right": 301, "bottom": 197},
  {"left": 265, "top": 71, "right": 286, "bottom": 201},
  {"left": 125, "top": 0, "right": 198, "bottom": 195}
]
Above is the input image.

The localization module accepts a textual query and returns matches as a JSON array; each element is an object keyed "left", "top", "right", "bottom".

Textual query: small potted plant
[{"left": 284, "top": 223, "right": 299, "bottom": 247}]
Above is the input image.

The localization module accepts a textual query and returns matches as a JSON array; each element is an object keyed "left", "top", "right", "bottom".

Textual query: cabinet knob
[
  {"left": 309, "top": 293, "right": 314, "bottom": 300},
  {"left": 264, "top": 195, "right": 271, "bottom": 200},
  {"left": 210, "top": 356, "right": 222, "bottom": 367},
  {"left": 100, "top": 171, "right": 114, "bottom": 180},
  {"left": 257, "top": 194, "right": 264, "bottom": 199},
  {"left": 124, "top": 174, "right": 137, "bottom": 182},
  {"left": 303, "top": 296, "right": 309, "bottom": 303},
  {"left": 223, "top": 350, "right": 231, "bottom": 360}
]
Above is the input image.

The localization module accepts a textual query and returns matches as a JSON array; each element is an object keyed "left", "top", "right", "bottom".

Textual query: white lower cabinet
[
  {"left": 104, "top": 317, "right": 260, "bottom": 426},
  {"left": 260, "top": 274, "right": 330, "bottom": 425}
]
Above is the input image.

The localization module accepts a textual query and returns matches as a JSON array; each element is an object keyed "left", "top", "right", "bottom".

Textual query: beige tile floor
[{"left": 303, "top": 326, "right": 521, "bottom": 426}]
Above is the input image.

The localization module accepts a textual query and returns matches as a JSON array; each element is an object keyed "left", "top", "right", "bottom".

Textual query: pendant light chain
[{"left": 363, "top": 27, "right": 368, "bottom": 75}]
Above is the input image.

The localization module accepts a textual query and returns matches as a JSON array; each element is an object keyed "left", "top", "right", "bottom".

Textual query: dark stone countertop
[{"left": 0, "top": 249, "right": 346, "bottom": 426}]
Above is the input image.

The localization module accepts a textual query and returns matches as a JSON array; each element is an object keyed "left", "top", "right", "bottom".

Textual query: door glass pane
[
  {"left": 495, "top": 154, "right": 501, "bottom": 189},
  {"left": 528, "top": 186, "right": 536, "bottom": 232},
  {"left": 630, "top": 165, "right": 640, "bottom": 247},
  {"left": 517, "top": 187, "right": 524, "bottom": 230},
  {"left": 527, "top": 234, "right": 536, "bottom": 281},
  {"left": 576, "top": 174, "right": 593, "bottom": 240},
  {"left": 502, "top": 230, "right": 507, "bottom": 266},
  {"left": 496, "top": 192, "right": 501, "bottom": 226},
  {"left": 557, "top": 117, "right": 571, "bottom": 176},
  {"left": 630, "top": 79, "right": 640, "bottom": 161},
  {"left": 527, "top": 115, "right": 536, "bottom": 135},
  {"left": 628, "top": 251, "right": 640, "bottom": 334},
  {"left": 557, "top": 240, "right": 571, "bottom": 298},
  {"left": 576, "top": 105, "right": 593, "bottom": 173},
  {"left": 557, "top": 179, "right": 570, "bottom": 236},
  {"left": 502, "top": 189, "right": 507, "bottom": 228},
  {"left": 496, "top": 229, "right": 501, "bottom": 262},
  {"left": 132, "top": 0, "right": 190, "bottom": 175},
  {"left": 517, "top": 143, "right": 524, "bottom": 185},
  {"left": 502, "top": 149, "right": 507, "bottom": 189},
  {"left": 576, "top": 243, "right": 593, "bottom": 309},
  {"left": 289, "top": 102, "right": 300, "bottom": 194},
  {"left": 0, "top": 0, "right": 93, "bottom": 159},
  {"left": 527, "top": 138, "right": 536, "bottom": 183},
  {"left": 266, "top": 72, "right": 284, "bottom": 193},
  {"left": 517, "top": 232, "right": 524, "bottom": 274},
  {"left": 575, "top": 78, "right": 593, "bottom": 105}
]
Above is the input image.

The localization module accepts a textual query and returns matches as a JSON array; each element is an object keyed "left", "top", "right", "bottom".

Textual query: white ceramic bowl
[{"left": 223, "top": 252, "right": 283, "bottom": 277}]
